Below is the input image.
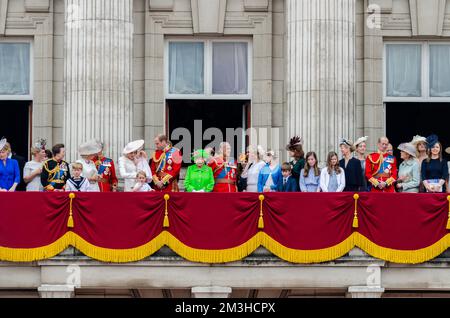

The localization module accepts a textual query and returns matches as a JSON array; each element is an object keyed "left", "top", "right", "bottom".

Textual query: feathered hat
[
  {"left": 286, "top": 136, "right": 303, "bottom": 151},
  {"left": 354, "top": 136, "right": 368, "bottom": 147},
  {"left": 0, "top": 137, "right": 6, "bottom": 151},
  {"left": 34, "top": 138, "right": 47, "bottom": 150}
]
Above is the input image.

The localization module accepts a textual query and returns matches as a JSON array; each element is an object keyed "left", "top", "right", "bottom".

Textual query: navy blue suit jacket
[{"left": 277, "top": 176, "right": 299, "bottom": 192}]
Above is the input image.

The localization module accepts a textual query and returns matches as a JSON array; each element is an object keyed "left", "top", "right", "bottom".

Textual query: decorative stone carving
[
  {"left": 0, "top": 0, "right": 7, "bottom": 35},
  {"left": 244, "top": 0, "right": 269, "bottom": 12},
  {"left": 25, "top": 0, "right": 50, "bottom": 12},
  {"left": 191, "top": 0, "right": 227, "bottom": 34},
  {"left": 409, "top": 0, "right": 446, "bottom": 36},
  {"left": 149, "top": 0, "right": 174, "bottom": 12}
]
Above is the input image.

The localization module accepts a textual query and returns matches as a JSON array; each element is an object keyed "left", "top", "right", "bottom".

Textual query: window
[
  {"left": 168, "top": 42, "right": 204, "bottom": 94},
  {"left": 429, "top": 44, "right": 450, "bottom": 97},
  {"left": 384, "top": 42, "right": 450, "bottom": 101},
  {"left": 0, "top": 42, "right": 32, "bottom": 99},
  {"left": 212, "top": 42, "right": 248, "bottom": 95},
  {"left": 166, "top": 39, "right": 252, "bottom": 99},
  {"left": 386, "top": 44, "right": 421, "bottom": 97}
]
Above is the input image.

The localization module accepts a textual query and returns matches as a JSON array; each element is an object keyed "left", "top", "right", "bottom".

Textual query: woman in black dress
[
  {"left": 339, "top": 139, "right": 364, "bottom": 192},
  {"left": 421, "top": 135, "right": 448, "bottom": 193}
]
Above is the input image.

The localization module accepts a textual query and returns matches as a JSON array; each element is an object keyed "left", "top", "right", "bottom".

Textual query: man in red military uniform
[
  {"left": 365, "top": 136, "right": 398, "bottom": 193},
  {"left": 208, "top": 142, "right": 238, "bottom": 193},
  {"left": 93, "top": 141, "right": 118, "bottom": 192},
  {"left": 150, "top": 134, "right": 182, "bottom": 192}
]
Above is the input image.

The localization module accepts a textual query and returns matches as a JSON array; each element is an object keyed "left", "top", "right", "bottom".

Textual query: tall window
[
  {"left": 384, "top": 42, "right": 450, "bottom": 100},
  {"left": 0, "top": 42, "right": 32, "bottom": 99},
  {"left": 166, "top": 39, "right": 251, "bottom": 99}
]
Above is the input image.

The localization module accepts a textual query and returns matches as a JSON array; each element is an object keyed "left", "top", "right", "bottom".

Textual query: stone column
[
  {"left": 38, "top": 284, "right": 75, "bottom": 298},
  {"left": 191, "top": 286, "right": 232, "bottom": 298},
  {"left": 64, "top": 0, "right": 133, "bottom": 162},
  {"left": 286, "top": 0, "right": 356, "bottom": 161}
]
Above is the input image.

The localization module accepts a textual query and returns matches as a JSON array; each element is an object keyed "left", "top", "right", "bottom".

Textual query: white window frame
[
  {"left": 383, "top": 41, "right": 450, "bottom": 102},
  {"left": 0, "top": 38, "right": 33, "bottom": 101},
  {"left": 165, "top": 37, "right": 252, "bottom": 100}
]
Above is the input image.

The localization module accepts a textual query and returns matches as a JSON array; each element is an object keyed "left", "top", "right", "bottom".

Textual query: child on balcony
[
  {"left": 66, "top": 162, "right": 90, "bottom": 192},
  {"left": 132, "top": 170, "right": 153, "bottom": 192}
]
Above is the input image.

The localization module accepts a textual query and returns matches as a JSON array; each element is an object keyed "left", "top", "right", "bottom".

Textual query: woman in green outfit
[{"left": 184, "top": 149, "right": 215, "bottom": 192}]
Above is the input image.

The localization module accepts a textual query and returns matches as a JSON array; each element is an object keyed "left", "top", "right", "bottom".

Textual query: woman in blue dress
[
  {"left": 0, "top": 139, "right": 20, "bottom": 192},
  {"left": 258, "top": 150, "right": 282, "bottom": 193}
]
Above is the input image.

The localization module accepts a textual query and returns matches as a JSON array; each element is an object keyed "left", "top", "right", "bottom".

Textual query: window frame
[
  {"left": 383, "top": 41, "right": 450, "bottom": 102},
  {"left": 165, "top": 37, "right": 252, "bottom": 100},
  {"left": 0, "top": 38, "right": 33, "bottom": 101}
]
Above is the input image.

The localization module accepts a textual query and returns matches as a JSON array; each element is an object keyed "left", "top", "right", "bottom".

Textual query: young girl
[
  {"left": 66, "top": 162, "right": 90, "bottom": 192},
  {"left": 299, "top": 152, "right": 321, "bottom": 192},
  {"left": 132, "top": 170, "right": 153, "bottom": 192},
  {"left": 320, "top": 151, "right": 346, "bottom": 192}
]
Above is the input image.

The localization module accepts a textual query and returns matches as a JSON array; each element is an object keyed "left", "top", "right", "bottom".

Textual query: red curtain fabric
[
  {"left": 357, "top": 193, "right": 449, "bottom": 250},
  {"left": 0, "top": 192, "right": 449, "bottom": 263},
  {"left": 263, "top": 193, "right": 354, "bottom": 250}
]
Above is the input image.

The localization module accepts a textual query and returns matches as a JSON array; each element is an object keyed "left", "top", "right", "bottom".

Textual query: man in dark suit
[{"left": 277, "top": 162, "right": 299, "bottom": 192}]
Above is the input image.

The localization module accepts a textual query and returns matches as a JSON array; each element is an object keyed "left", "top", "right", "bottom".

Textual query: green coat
[
  {"left": 184, "top": 164, "right": 215, "bottom": 192},
  {"left": 290, "top": 158, "right": 305, "bottom": 183}
]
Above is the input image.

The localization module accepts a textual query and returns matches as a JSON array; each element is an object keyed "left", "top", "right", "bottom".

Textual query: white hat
[
  {"left": 78, "top": 140, "right": 102, "bottom": 156},
  {"left": 0, "top": 137, "right": 6, "bottom": 151},
  {"left": 446, "top": 147, "right": 450, "bottom": 155},
  {"left": 398, "top": 143, "right": 417, "bottom": 158},
  {"left": 411, "top": 135, "right": 427, "bottom": 145},
  {"left": 123, "top": 140, "right": 145, "bottom": 155},
  {"left": 354, "top": 136, "right": 368, "bottom": 147}
]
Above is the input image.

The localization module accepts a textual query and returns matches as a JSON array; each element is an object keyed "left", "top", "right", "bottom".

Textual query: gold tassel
[
  {"left": 446, "top": 196, "right": 450, "bottom": 230},
  {"left": 68, "top": 193, "right": 75, "bottom": 228},
  {"left": 163, "top": 194, "right": 170, "bottom": 228},
  {"left": 258, "top": 195, "right": 265, "bottom": 229},
  {"left": 352, "top": 193, "right": 359, "bottom": 229}
]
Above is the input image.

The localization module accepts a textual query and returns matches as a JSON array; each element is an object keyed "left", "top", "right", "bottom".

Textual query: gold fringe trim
[
  {"left": 2, "top": 232, "right": 450, "bottom": 264},
  {"left": 354, "top": 233, "right": 450, "bottom": 264},
  {"left": 261, "top": 233, "right": 355, "bottom": 264},
  {"left": 447, "top": 196, "right": 450, "bottom": 230},
  {"left": 0, "top": 232, "right": 72, "bottom": 263},
  {"left": 165, "top": 232, "right": 262, "bottom": 264}
]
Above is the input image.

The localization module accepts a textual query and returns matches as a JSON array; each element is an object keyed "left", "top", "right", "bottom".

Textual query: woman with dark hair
[
  {"left": 286, "top": 136, "right": 305, "bottom": 184},
  {"left": 421, "top": 135, "right": 448, "bottom": 193},
  {"left": 339, "top": 138, "right": 363, "bottom": 192},
  {"left": 320, "top": 151, "right": 345, "bottom": 192},
  {"left": 299, "top": 152, "right": 321, "bottom": 192}
]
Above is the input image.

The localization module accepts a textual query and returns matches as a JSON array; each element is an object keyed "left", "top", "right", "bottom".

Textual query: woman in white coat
[
  {"left": 320, "top": 151, "right": 346, "bottom": 192},
  {"left": 76, "top": 140, "right": 102, "bottom": 192},
  {"left": 119, "top": 140, "right": 144, "bottom": 192}
]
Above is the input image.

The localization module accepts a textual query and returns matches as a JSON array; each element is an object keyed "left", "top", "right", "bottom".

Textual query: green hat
[{"left": 192, "top": 149, "right": 208, "bottom": 161}]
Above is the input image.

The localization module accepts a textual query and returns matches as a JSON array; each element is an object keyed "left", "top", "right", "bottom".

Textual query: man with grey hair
[{"left": 365, "top": 136, "right": 398, "bottom": 193}]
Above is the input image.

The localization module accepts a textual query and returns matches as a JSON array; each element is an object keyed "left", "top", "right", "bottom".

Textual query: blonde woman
[
  {"left": 0, "top": 138, "right": 20, "bottom": 192},
  {"left": 24, "top": 140, "right": 46, "bottom": 191}
]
